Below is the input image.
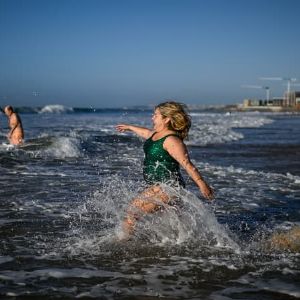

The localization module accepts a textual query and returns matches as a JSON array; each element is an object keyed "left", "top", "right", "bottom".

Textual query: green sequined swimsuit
[{"left": 143, "top": 133, "right": 185, "bottom": 186}]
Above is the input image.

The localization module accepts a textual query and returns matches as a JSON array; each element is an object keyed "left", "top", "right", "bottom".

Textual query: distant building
[
  {"left": 295, "top": 92, "right": 300, "bottom": 109},
  {"left": 242, "top": 98, "right": 284, "bottom": 111},
  {"left": 243, "top": 99, "right": 251, "bottom": 107},
  {"left": 284, "top": 91, "right": 300, "bottom": 107},
  {"left": 243, "top": 91, "right": 300, "bottom": 110},
  {"left": 243, "top": 98, "right": 283, "bottom": 107},
  {"left": 272, "top": 97, "right": 284, "bottom": 107}
]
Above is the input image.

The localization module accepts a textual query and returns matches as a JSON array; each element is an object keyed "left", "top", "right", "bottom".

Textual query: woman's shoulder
[
  {"left": 163, "top": 133, "right": 184, "bottom": 145},
  {"left": 163, "top": 134, "right": 186, "bottom": 153}
]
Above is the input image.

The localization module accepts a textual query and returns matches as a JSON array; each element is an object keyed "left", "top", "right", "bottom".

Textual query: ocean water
[{"left": 0, "top": 105, "right": 300, "bottom": 299}]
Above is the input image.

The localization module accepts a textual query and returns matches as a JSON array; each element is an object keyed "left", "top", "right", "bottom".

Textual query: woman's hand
[
  {"left": 199, "top": 181, "right": 214, "bottom": 201},
  {"left": 115, "top": 124, "right": 152, "bottom": 139},
  {"left": 116, "top": 124, "right": 131, "bottom": 132}
]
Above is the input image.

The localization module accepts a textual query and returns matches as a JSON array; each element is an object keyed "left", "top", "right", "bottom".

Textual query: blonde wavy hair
[{"left": 156, "top": 101, "right": 191, "bottom": 140}]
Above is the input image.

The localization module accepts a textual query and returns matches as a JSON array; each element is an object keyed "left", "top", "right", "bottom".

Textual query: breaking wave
[{"left": 39, "top": 104, "right": 74, "bottom": 114}]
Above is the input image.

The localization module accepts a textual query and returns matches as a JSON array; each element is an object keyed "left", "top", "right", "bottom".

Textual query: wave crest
[
  {"left": 39, "top": 105, "right": 74, "bottom": 114},
  {"left": 188, "top": 113, "right": 273, "bottom": 146}
]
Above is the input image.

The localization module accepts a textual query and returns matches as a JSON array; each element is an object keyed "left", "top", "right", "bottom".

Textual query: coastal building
[
  {"left": 284, "top": 91, "right": 300, "bottom": 107},
  {"left": 296, "top": 92, "right": 300, "bottom": 109},
  {"left": 242, "top": 98, "right": 284, "bottom": 111},
  {"left": 242, "top": 91, "right": 300, "bottom": 111},
  {"left": 272, "top": 97, "right": 285, "bottom": 107}
]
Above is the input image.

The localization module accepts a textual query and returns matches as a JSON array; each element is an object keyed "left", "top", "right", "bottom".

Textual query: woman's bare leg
[{"left": 123, "top": 185, "right": 170, "bottom": 236}]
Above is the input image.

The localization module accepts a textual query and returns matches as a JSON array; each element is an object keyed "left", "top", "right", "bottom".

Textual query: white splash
[
  {"left": 60, "top": 177, "right": 239, "bottom": 256},
  {"left": 44, "top": 137, "right": 81, "bottom": 158}
]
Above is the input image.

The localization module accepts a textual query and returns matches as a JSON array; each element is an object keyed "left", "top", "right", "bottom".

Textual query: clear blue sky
[{"left": 1, "top": 0, "right": 300, "bottom": 108}]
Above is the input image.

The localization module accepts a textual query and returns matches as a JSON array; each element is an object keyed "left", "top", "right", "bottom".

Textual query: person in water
[
  {"left": 116, "top": 101, "right": 214, "bottom": 236},
  {"left": 4, "top": 105, "right": 24, "bottom": 145},
  {"left": 267, "top": 226, "right": 300, "bottom": 252}
]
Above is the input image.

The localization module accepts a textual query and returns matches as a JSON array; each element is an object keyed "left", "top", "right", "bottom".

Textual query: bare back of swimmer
[{"left": 4, "top": 105, "right": 24, "bottom": 145}]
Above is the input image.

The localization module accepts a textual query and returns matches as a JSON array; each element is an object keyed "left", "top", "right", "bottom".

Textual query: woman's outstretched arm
[{"left": 116, "top": 124, "right": 153, "bottom": 139}]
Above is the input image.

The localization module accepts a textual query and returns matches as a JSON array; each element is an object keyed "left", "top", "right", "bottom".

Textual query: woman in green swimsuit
[{"left": 116, "top": 101, "right": 214, "bottom": 236}]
